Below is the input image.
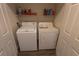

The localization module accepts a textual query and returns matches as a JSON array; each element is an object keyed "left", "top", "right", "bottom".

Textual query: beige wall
[
  {"left": 16, "top": 3, "right": 55, "bottom": 22},
  {"left": 6, "top": 3, "right": 19, "bottom": 35},
  {"left": 6, "top": 4, "right": 19, "bottom": 50},
  {"left": 7, "top": 3, "right": 16, "bottom": 14},
  {"left": 54, "top": 4, "right": 72, "bottom": 30}
]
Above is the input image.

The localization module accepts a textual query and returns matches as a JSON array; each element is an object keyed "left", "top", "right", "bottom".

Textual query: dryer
[
  {"left": 16, "top": 22, "right": 37, "bottom": 51},
  {"left": 38, "top": 22, "right": 59, "bottom": 50}
]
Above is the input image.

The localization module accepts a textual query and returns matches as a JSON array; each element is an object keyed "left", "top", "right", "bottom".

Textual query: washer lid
[
  {"left": 39, "top": 27, "right": 58, "bottom": 32},
  {"left": 22, "top": 22, "right": 37, "bottom": 27},
  {"left": 19, "top": 29, "right": 35, "bottom": 32},
  {"left": 39, "top": 22, "right": 58, "bottom": 32},
  {"left": 17, "top": 28, "right": 36, "bottom": 33},
  {"left": 39, "top": 22, "right": 53, "bottom": 28},
  {"left": 17, "top": 25, "right": 36, "bottom": 33}
]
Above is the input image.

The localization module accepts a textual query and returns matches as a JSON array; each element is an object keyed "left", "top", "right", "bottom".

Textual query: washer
[
  {"left": 16, "top": 22, "right": 37, "bottom": 51},
  {"left": 39, "top": 22, "right": 59, "bottom": 50}
]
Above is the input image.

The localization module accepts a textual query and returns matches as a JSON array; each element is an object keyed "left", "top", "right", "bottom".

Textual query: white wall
[{"left": 16, "top": 3, "right": 55, "bottom": 22}]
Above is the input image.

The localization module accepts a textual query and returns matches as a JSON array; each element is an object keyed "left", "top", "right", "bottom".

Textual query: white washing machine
[
  {"left": 39, "top": 22, "right": 59, "bottom": 50},
  {"left": 16, "top": 22, "right": 37, "bottom": 51}
]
